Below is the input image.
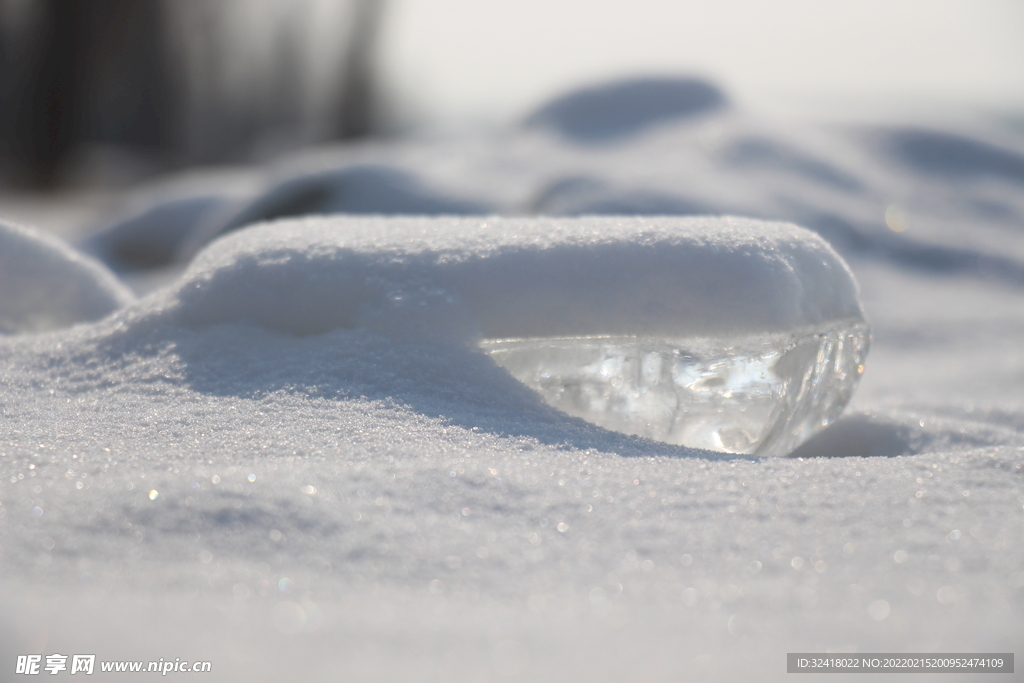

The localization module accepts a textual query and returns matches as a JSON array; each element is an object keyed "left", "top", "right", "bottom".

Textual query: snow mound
[
  {"left": 525, "top": 77, "right": 727, "bottom": 143},
  {"left": 0, "top": 220, "right": 134, "bottom": 333},
  {"left": 84, "top": 194, "right": 234, "bottom": 270},
  {"left": 880, "top": 127, "right": 1024, "bottom": 183},
  {"left": 79, "top": 166, "right": 263, "bottom": 271},
  {"left": 149, "top": 215, "right": 865, "bottom": 341}
]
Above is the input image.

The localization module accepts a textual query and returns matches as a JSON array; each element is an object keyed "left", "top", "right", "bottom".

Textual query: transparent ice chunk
[{"left": 480, "top": 320, "right": 869, "bottom": 457}]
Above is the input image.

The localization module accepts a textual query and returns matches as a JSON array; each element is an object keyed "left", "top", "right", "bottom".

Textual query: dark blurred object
[{"left": 0, "top": 0, "right": 383, "bottom": 187}]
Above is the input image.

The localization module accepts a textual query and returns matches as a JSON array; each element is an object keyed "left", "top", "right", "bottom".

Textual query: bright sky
[{"left": 375, "top": 0, "right": 1024, "bottom": 128}]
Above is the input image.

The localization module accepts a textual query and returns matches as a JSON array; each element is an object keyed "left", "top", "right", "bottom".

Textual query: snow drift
[{"left": 0, "top": 220, "right": 133, "bottom": 334}]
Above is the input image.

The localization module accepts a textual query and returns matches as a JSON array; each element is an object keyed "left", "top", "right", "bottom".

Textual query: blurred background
[
  {"left": 0, "top": 0, "right": 381, "bottom": 187},
  {"left": 1, "top": 0, "right": 1022, "bottom": 188},
  {"left": 377, "top": 0, "right": 1024, "bottom": 131}
]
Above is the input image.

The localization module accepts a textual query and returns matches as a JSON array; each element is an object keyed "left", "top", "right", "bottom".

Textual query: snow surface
[
  {"left": 163, "top": 215, "right": 864, "bottom": 340},
  {"left": 1, "top": 78, "right": 1023, "bottom": 682}
]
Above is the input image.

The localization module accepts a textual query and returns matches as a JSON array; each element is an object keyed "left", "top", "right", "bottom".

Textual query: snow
[
  {"left": 157, "top": 215, "right": 864, "bottom": 340},
  {"left": 523, "top": 77, "right": 728, "bottom": 143},
  {"left": 1, "top": 78, "right": 1023, "bottom": 681},
  {"left": 0, "top": 220, "right": 134, "bottom": 334}
]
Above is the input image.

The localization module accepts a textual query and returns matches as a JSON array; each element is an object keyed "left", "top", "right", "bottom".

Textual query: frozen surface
[{"left": 1, "top": 77, "right": 1023, "bottom": 682}]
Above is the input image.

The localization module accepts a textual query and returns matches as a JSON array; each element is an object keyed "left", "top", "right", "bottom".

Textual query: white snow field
[{"left": 2, "top": 78, "right": 1023, "bottom": 681}]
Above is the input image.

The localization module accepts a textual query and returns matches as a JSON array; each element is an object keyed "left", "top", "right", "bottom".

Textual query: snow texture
[{"left": 1, "top": 77, "right": 1023, "bottom": 682}]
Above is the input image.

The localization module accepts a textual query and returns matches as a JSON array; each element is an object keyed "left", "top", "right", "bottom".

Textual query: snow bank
[
  {"left": 149, "top": 215, "right": 865, "bottom": 342},
  {"left": 0, "top": 220, "right": 134, "bottom": 333}
]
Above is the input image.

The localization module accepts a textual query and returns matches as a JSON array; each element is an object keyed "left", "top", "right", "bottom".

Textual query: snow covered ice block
[{"left": 165, "top": 215, "right": 868, "bottom": 456}]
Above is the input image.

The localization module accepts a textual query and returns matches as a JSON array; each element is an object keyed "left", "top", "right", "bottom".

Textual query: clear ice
[{"left": 481, "top": 320, "right": 870, "bottom": 457}]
